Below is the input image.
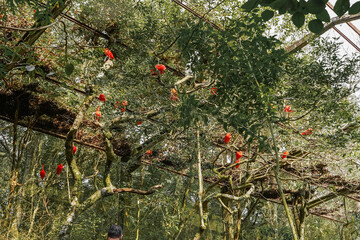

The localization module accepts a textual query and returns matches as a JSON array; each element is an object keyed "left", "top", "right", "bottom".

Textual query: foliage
[
  {"left": 243, "top": 0, "right": 360, "bottom": 33},
  {"left": 1, "top": 0, "right": 360, "bottom": 239}
]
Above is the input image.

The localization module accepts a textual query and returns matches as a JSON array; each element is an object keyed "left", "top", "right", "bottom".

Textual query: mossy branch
[{"left": 65, "top": 94, "right": 94, "bottom": 187}]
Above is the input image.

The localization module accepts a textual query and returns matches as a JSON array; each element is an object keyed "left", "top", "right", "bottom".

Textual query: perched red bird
[
  {"left": 236, "top": 151, "right": 242, "bottom": 160},
  {"left": 171, "top": 88, "right": 178, "bottom": 101},
  {"left": 235, "top": 160, "right": 240, "bottom": 169},
  {"left": 155, "top": 64, "right": 166, "bottom": 74},
  {"left": 171, "top": 95, "right": 178, "bottom": 101},
  {"left": 99, "top": 94, "right": 106, "bottom": 102},
  {"left": 146, "top": 150, "right": 152, "bottom": 155},
  {"left": 301, "top": 128, "right": 313, "bottom": 136},
  {"left": 210, "top": 87, "right": 217, "bottom": 95},
  {"left": 224, "top": 133, "right": 231, "bottom": 144},
  {"left": 105, "top": 48, "right": 115, "bottom": 59},
  {"left": 57, "top": 164, "right": 63, "bottom": 175},
  {"left": 136, "top": 121, "right": 142, "bottom": 125},
  {"left": 95, "top": 106, "right": 101, "bottom": 121},
  {"left": 40, "top": 165, "right": 45, "bottom": 180},
  {"left": 282, "top": 151, "right": 289, "bottom": 159},
  {"left": 284, "top": 105, "right": 292, "bottom": 112},
  {"left": 72, "top": 145, "right": 77, "bottom": 155},
  {"left": 120, "top": 108, "right": 125, "bottom": 112}
]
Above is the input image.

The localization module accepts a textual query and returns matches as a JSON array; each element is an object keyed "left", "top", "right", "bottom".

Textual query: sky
[{"left": 323, "top": 0, "right": 360, "bottom": 55}]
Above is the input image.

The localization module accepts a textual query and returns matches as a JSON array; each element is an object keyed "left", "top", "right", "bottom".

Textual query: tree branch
[
  {"left": 4, "top": 0, "right": 72, "bottom": 73},
  {"left": 0, "top": 20, "right": 60, "bottom": 31},
  {"left": 112, "top": 185, "right": 163, "bottom": 195}
]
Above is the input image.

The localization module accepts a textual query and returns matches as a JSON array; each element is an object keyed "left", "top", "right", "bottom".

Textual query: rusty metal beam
[
  {"left": 172, "top": 0, "right": 223, "bottom": 30},
  {"left": 327, "top": 2, "right": 360, "bottom": 37}
]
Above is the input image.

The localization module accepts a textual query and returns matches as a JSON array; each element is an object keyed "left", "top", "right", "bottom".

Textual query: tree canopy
[{"left": 1, "top": 0, "right": 360, "bottom": 239}]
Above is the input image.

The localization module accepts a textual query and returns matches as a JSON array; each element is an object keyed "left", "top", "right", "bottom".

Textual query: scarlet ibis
[
  {"left": 40, "top": 165, "right": 45, "bottom": 180},
  {"left": 105, "top": 48, "right": 115, "bottom": 59},
  {"left": 224, "top": 133, "right": 231, "bottom": 144},
  {"left": 57, "top": 164, "right": 63, "bottom": 175},
  {"left": 155, "top": 64, "right": 166, "bottom": 74}
]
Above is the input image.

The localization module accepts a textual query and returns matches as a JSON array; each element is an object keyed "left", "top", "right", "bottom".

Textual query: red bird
[
  {"left": 301, "top": 128, "right": 313, "bottom": 136},
  {"left": 235, "top": 160, "right": 240, "bottom": 169},
  {"left": 120, "top": 108, "right": 125, "bottom": 112},
  {"left": 72, "top": 145, "right": 77, "bottom": 155},
  {"left": 99, "top": 94, "right": 106, "bottom": 102},
  {"left": 155, "top": 64, "right": 166, "bottom": 74},
  {"left": 224, "top": 133, "right": 231, "bottom": 144},
  {"left": 282, "top": 151, "right": 289, "bottom": 159},
  {"left": 40, "top": 165, "right": 45, "bottom": 180},
  {"left": 146, "top": 150, "right": 152, "bottom": 155},
  {"left": 136, "top": 121, "right": 142, "bottom": 125},
  {"left": 171, "top": 88, "right": 178, "bottom": 101},
  {"left": 57, "top": 164, "right": 63, "bottom": 175},
  {"left": 284, "top": 105, "right": 292, "bottom": 112},
  {"left": 236, "top": 151, "right": 242, "bottom": 160},
  {"left": 95, "top": 106, "right": 101, "bottom": 121},
  {"left": 210, "top": 87, "right": 217, "bottom": 95},
  {"left": 105, "top": 48, "right": 115, "bottom": 60},
  {"left": 171, "top": 95, "right": 178, "bottom": 101}
]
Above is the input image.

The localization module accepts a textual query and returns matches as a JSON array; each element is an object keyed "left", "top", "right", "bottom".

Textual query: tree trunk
[
  {"left": 268, "top": 122, "right": 299, "bottom": 240},
  {"left": 234, "top": 200, "right": 242, "bottom": 240},
  {"left": 221, "top": 189, "right": 234, "bottom": 240}
]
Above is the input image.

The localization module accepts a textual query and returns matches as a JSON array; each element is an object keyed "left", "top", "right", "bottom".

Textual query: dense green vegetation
[{"left": 1, "top": 0, "right": 360, "bottom": 239}]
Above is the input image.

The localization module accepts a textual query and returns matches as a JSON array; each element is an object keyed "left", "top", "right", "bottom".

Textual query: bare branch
[
  {"left": 113, "top": 185, "right": 163, "bottom": 195},
  {"left": 175, "top": 75, "right": 193, "bottom": 85}
]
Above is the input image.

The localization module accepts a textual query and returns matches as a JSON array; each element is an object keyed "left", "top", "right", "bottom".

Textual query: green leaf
[
  {"left": 308, "top": 19, "right": 324, "bottom": 34},
  {"left": 65, "top": 63, "right": 74, "bottom": 76},
  {"left": 306, "top": 0, "right": 326, "bottom": 14},
  {"left": 270, "top": 0, "right": 287, "bottom": 10},
  {"left": 278, "top": 5, "right": 287, "bottom": 14},
  {"left": 316, "top": 9, "right": 330, "bottom": 22},
  {"left": 288, "top": 0, "right": 299, "bottom": 11},
  {"left": 242, "top": 0, "right": 259, "bottom": 11},
  {"left": 333, "top": 0, "right": 350, "bottom": 17},
  {"left": 349, "top": 1, "right": 360, "bottom": 15},
  {"left": 291, "top": 12, "right": 305, "bottom": 28},
  {"left": 261, "top": 10, "right": 274, "bottom": 21},
  {"left": 329, "top": 185, "right": 336, "bottom": 192}
]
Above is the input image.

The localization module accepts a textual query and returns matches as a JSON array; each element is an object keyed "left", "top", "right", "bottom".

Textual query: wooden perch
[
  {"left": 175, "top": 75, "right": 193, "bottom": 85},
  {"left": 105, "top": 108, "right": 165, "bottom": 129},
  {"left": 113, "top": 184, "right": 163, "bottom": 195},
  {"left": 307, "top": 188, "right": 353, "bottom": 209}
]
